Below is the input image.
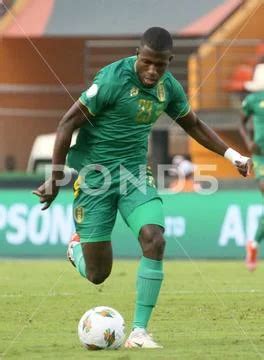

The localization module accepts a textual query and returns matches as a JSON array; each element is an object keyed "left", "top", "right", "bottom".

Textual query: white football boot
[
  {"left": 67, "top": 233, "right": 80, "bottom": 267},
  {"left": 125, "top": 328, "right": 163, "bottom": 349}
]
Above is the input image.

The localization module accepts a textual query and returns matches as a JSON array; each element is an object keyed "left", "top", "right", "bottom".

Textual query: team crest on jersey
[
  {"left": 130, "top": 86, "right": 139, "bottom": 97},
  {"left": 74, "top": 207, "right": 84, "bottom": 224},
  {"left": 157, "top": 82, "right": 166, "bottom": 102},
  {"left": 259, "top": 100, "right": 264, "bottom": 108}
]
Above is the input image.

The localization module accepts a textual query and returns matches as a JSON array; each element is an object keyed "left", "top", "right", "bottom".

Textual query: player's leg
[
  {"left": 69, "top": 239, "right": 113, "bottom": 284},
  {"left": 246, "top": 156, "right": 264, "bottom": 270},
  {"left": 127, "top": 200, "right": 165, "bottom": 329},
  {"left": 254, "top": 181, "right": 264, "bottom": 245},
  {"left": 82, "top": 242, "right": 113, "bottom": 284},
  {"left": 68, "top": 177, "right": 118, "bottom": 283},
  {"left": 247, "top": 181, "right": 264, "bottom": 269},
  {"left": 119, "top": 192, "right": 165, "bottom": 348}
]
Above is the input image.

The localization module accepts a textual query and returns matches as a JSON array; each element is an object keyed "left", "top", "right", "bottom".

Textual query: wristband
[{"left": 224, "top": 148, "right": 249, "bottom": 165}]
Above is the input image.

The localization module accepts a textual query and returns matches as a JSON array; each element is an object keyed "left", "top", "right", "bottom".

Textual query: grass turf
[{"left": 1, "top": 260, "right": 264, "bottom": 359}]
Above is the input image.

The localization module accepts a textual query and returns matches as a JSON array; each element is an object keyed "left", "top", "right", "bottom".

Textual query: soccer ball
[{"left": 78, "top": 306, "right": 125, "bottom": 350}]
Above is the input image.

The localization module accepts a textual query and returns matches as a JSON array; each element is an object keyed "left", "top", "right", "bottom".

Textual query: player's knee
[
  {"left": 87, "top": 270, "right": 110, "bottom": 285},
  {"left": 88, "top": 275, "right": 104, "bottom": 285},
  {"left": 153, "top": 233, "right": 166, "bottom": 254},
  {"left": 140, "top": 225, "right": 166, "bottom": 255}
]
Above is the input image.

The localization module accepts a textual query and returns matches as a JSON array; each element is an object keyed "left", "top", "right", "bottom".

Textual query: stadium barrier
[{"left": 0, "top": 189, "right": 262, "bottom": 259}]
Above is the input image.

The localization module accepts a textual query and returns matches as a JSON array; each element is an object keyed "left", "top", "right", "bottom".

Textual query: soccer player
[
  {"left": 34, "top": 27, "right": 251, "bottom": 348},
  {"left": 240, "top": 64, "right": 264, "bottom": 271}
]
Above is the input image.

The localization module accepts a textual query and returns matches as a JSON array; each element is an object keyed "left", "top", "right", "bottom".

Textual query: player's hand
[
  {"left": 248, "top": 141, "right": 261, "bottom": 155},
  {"left": 235, "top": 158, "right": 253, "bottom": 177},
  {"left": 33, "top": 178, "right": 60, "bottom": 210}
]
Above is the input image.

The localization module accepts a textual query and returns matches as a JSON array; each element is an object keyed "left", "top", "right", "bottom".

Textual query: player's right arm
[
  {"left": 33, "top": 100, "right": 93, "bottom": 210},
  {"left": 34, "top": 69, "right": 119, "bottom": 209},
  {"left": 52, "top": 100, "right": 92, "bottom": 178}
]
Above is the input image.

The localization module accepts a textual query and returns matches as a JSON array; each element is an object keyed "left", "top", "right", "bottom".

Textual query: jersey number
[{"left": 136, "top": 99, "right": 164, "bottom": 124}]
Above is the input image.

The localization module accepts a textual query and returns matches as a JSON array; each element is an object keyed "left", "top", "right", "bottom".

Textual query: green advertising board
[{"left": 0, "top": 189, "right": 263, "bottom": 258}]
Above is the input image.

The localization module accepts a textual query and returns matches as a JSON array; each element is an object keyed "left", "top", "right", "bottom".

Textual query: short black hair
[{"left": 140, "top": 27, "right": 173, "bottom": 52}]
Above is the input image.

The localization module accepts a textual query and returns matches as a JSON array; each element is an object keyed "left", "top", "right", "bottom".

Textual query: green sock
[
  {"left": 133, "top": 256, "right": 164, "bottom": 329},
  {"left": 255, "top": 215, "right": 264, "bottom": 244},
  {"left": 72, "top": 243, "right": 87, "bottom": 278}
]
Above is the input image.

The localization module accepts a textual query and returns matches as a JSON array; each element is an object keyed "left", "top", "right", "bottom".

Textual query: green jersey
[
  {"left": 68, "top": 56, "right": 190, "bottom": 172},
  {"left": 242, "top": 91, "right": 264, "bottom": 150}
]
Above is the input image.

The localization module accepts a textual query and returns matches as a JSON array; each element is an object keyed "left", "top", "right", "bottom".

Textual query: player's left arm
[{"left": 176, "top": 109, "right": 252, "bottom": 177}]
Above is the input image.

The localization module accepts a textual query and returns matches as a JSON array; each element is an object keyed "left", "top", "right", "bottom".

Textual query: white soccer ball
[{"left": 78, "top": 306, "right": 126, "bottom": 350}]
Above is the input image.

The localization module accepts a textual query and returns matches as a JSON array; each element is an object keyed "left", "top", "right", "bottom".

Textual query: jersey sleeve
[
  {"left": 242, "top": 95, "right": 253, "bottom": 117},
  {"left": 79, "top": 70, "right": 117, "bottom": 116},
  {"left": 165, "top": 76, "right": 191, "bottom": 120}
]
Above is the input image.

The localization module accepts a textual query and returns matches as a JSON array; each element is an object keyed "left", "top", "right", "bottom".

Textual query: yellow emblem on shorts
[
  {"left": 157, "top": 82, "right": 166, "bottom": 102},
  {"left": 130, "top": 86, "right": 139, "bottom": 97},
  {"left": 259, "top": 100, "right": 264, "bottom": 108},
  {"left": 74, "top": 207, "right": 84, "bottom": 224}
]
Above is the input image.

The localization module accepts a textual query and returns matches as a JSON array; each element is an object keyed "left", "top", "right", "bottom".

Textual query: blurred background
[{"left": 0, "top": 0, "right": 263, "bottom": 259}]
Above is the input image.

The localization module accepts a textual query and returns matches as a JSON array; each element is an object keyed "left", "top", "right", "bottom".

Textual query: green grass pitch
[{"left": 1, "top": 260, "right": 264, "bottom": 359}]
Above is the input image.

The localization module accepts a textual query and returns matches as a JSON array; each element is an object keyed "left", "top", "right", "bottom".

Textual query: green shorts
[
  {"left": 252, "top": 155, "right": 264, "bottom": 181},
  {"left": 73, "top": 168, "right": 164, "bottom": 242}
]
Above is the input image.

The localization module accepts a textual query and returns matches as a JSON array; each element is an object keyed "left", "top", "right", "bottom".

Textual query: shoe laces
[{"left": 132, "top": 328, "right": 154, "bottom": 341}]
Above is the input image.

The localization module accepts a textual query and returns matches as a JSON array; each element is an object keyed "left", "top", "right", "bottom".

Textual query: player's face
[{"left": 136, "top": 45, "right": 173, "bottom": 87}]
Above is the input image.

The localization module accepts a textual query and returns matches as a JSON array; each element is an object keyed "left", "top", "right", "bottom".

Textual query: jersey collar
[{"left": 132, "top": 56, "right": 166, "bottom": 99}]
